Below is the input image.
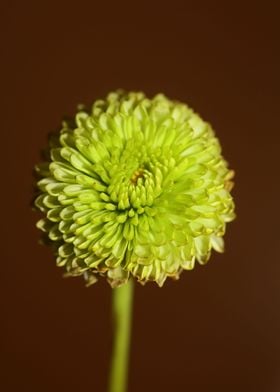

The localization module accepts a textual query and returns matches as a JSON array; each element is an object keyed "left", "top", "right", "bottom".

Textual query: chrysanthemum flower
[{"left": 34, "top": 91, "right": 235, "bottom": 287}]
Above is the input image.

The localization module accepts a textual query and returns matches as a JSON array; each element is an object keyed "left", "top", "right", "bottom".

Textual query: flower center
[
  {"left": 104, "top": 142, "right": 176, "bottom": 215},
  {"left": 130, "top": 169, "right": 144, "bottom": 185}
]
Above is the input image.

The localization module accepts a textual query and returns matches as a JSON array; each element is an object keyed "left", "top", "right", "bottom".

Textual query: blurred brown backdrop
[{"left": 1, "top": 1, "right": 280, "bottom": 391}]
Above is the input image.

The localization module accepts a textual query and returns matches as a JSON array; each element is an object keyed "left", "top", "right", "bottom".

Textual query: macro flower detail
[{"left": 34, "top": 91, "right": 235, "bottom": 287}]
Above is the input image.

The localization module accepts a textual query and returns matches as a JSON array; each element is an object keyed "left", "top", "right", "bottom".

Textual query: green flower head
[{"left": 34, "top": 91, "right": 235, "bottom": 287}]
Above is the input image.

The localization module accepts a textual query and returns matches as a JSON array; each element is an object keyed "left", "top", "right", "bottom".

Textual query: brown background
[{"left": 1, "top": 1, "right": 280, "bottom": 391}]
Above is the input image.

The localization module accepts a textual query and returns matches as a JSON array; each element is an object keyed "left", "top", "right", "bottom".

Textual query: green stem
[{"left": 108, "top": 279, "right": 134, "bottom": 392}]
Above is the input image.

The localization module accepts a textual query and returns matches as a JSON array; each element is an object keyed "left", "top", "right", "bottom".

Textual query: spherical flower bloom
[{"left": 34, "top": 91, "right": 235, "bottom": 288}]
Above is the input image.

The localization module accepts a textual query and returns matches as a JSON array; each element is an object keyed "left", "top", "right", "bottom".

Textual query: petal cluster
[{"left": 35, "top": 91, "right": 235, "bottom": 287}]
